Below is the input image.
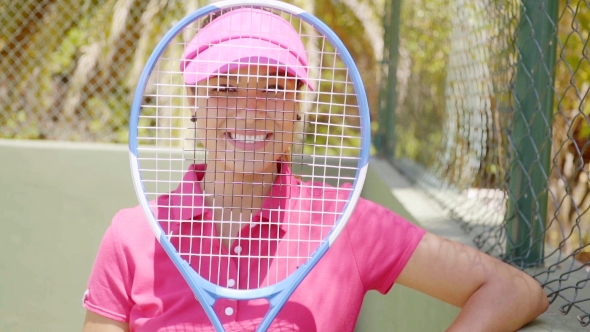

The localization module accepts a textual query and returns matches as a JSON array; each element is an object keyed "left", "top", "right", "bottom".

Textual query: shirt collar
[{"left": 158, "top": 163, "right": 298, "bottom": 227}]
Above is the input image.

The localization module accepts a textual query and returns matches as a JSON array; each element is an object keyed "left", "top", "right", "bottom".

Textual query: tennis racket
[{"left": 129, "top": 0, "right": 370, "bottom": 330}]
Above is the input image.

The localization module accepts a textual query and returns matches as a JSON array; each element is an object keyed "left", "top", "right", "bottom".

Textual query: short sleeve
[
  {"left": 345, "top": 198, "right": 426, "bottom": 294},
  {"left": 83, "top": 214, "right": 134, "bottom": 322}
]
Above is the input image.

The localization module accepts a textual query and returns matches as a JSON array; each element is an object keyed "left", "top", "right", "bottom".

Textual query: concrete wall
[{"left": 0, "top": 140, "right": 461, "bottom": 331}]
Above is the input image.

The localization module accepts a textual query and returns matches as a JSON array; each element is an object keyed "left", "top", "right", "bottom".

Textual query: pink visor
[{"left": 180, "top": 8, "right": 313, "bottom": 90}]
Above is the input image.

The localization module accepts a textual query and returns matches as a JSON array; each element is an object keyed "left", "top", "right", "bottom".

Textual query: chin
[{"left": 222, "top": 158, "right": 277, "bottom": 175}]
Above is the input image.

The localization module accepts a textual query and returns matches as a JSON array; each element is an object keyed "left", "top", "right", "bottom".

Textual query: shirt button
[
  {"left": 227, "top": 279, "right": 235, "bottom": 287},
  {"left": 234, "top": 245, "right": 242, "bottom": 254},
  {"left": 225, "top": 307, "right": 234, "bottom": 316}
]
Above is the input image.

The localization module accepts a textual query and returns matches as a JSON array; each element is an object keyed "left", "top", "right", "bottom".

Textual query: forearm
[
  {"left": 397, "top": 233, "right": 549, "bottom": 331},
  {"left": 446, "top": 278, "right": 548, "bottom": 332}
]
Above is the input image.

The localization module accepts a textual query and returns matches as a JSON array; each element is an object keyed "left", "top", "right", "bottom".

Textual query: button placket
[
  {"left": 215, "top": 299, "right": 237, "bottom": 322},
  {"left": 219, "top": 239, "right": 240, "bottom": 321},
  {"left": 233, "top": 237, "right": 254, "bottom": 290},
  {"left": 226, "top": 259, "right": 238, "bottom": 290}
]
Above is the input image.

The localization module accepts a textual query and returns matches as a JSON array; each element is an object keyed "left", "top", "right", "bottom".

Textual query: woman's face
[{"left": 190, "top": 65, "right": 299, "bottom": 174}]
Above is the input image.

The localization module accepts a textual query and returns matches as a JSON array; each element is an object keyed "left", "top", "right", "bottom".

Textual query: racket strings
[{"left": 136, "top": 5, "right": 363, "bottom": 290}]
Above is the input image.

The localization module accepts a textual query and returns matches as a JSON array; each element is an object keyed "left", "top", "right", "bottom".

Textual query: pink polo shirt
[{"left": 84, "top": 164, "right": 425, "bottom": 331}]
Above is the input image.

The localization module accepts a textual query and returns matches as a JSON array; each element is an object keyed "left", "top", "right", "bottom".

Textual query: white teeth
[{"left": 229, "top": 133, "right": 267, "bottom": 143}]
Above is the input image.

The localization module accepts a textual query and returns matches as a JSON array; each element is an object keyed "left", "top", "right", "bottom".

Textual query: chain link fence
[
  {"left": 0, "top": 0, "right": 209, "bottom": 142},
  {"left": 378, "top": 0, "right": 590, "bottom": 326},
  {"left": 1, "top": 0, "right": 383, "bottom": 142},
  {"left": 4, "top": 0, "right": 590, "bottom": 328}
]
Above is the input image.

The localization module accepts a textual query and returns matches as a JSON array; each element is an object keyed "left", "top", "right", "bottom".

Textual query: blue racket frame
[{"left": 128, "top": 1, "right": 371, "bottom": 331}]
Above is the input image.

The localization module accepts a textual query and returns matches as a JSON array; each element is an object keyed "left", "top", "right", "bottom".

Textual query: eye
[
  {"left": 265, "top": 84, "right": 285, "bottom": 92},
  {"left": 210, "top": 84, "right": 237, "bottom": 95},
  {"left": 264, "top": 84, "right": 287, "bottom": 99}
]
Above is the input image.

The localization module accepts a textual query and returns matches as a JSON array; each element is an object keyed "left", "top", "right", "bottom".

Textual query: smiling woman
[{"left": 82, "top": 3, "right": 548, "bottom": 332}]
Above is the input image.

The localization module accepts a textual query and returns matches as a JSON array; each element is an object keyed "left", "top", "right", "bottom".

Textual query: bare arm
[
  {"left": 82, "top": 311, "right": 129, "bottom": 332},
  {"left": 397, "top": 232, "right": 549, "bottom": 332}
]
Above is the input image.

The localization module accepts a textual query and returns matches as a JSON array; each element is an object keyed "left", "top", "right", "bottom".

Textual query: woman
[{"left": 82, "top": 8, "right": 548, "bottom": 332}]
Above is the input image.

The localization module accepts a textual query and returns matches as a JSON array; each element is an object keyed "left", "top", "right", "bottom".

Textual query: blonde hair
[{"left": 283, "top": 108, "right": 306, "bottom": 163}]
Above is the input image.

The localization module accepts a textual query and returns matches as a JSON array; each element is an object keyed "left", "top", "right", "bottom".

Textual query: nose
[{"left": 235, "top": 89, "right": 269, "bottom": 120}]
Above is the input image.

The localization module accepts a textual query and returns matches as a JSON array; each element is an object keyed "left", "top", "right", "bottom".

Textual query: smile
[{"left": 225, "top": 131, "right": 273, "bottom": 150}]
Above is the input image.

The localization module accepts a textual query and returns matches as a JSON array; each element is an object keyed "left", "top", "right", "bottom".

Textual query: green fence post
[
  {"left": 506, "top": 0, "right": 558, "bottom": 266},
  {"left": 375, "top": 0, "right": 402, "bottom": 162}
]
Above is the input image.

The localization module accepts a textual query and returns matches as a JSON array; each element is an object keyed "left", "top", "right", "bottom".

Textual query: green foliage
[
  {"left": 555, "top": 1, "right": 590, "bottom": 117},
  {"left": 3, "top": 0, "right": 378, "bottom": 158},
  {"left": 392, "top": 0, "right": 451, "bottom": 166},
  {"left": 49, "top": 21, "right": 89, "bottom": 75}
]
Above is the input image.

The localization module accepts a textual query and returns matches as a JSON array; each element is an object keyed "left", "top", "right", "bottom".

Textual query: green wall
[
  {"left": 0, "top": 140, "right": 137, "bottom": 331},
  {"left": 354, "top": 165, "right": 459, "bottom": 331},
  {"left": 0, "top": 140, "right": 458, "bottom": 331}
]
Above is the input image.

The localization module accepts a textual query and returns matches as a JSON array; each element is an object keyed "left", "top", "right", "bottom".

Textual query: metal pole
[
  {"left": 506, "top": 0, "right": 558, "bottom": 266},
  {"left": 375, "top": 0, "right": 402, "bottom": 162}
]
